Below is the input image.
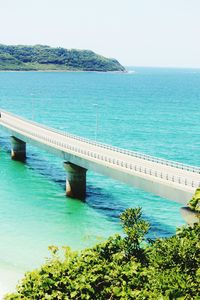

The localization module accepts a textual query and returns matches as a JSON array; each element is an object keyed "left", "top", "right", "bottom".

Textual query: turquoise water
[{"left": 0, "top": 68, "right": 200, "bottom": 292}]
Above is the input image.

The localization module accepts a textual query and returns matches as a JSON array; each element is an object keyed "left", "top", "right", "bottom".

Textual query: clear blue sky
[{"left": 0, "top": 0, "right": 199, "bottom": 68}]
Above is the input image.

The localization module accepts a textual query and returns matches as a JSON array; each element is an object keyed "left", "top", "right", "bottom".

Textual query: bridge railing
[
  {"left": 1, "top": 117, "right": 200, "bottom": 190},
  {"left": 1, "top": 110, "right": 200, "bottom": 175}
]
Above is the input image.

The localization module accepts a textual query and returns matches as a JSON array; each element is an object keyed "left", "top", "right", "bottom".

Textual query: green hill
[{"left": 0, "top": 44, "right": 125, "bottom": 72}]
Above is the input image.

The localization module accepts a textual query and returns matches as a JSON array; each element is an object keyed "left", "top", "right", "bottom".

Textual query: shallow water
[{"left": 0, "top": 67, "right": 200, "bottom": 294}]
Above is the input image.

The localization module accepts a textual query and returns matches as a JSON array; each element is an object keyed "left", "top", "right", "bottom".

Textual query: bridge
[{"left": 0, "top": 110, "right": 200, "bottom": 204}]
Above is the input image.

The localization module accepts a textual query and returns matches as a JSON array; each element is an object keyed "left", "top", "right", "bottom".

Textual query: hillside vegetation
[
  {"left": 0, "top": 44, "right": 125, "bottom": 72},
  {"left": 6, "top": 208, "right": 200, "bottom": 300}
]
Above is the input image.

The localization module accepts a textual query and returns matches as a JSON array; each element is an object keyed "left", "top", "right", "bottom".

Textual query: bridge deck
[{"left": 0, "top": 110, "right": 199, "bottom": 204}]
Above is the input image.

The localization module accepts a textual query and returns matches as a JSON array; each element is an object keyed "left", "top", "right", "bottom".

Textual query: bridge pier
[
  {"left": 11, "top": 136, "right": 26, "bottom": 161},
  {"left": 64, "top": 162, "right": 87, "bottom": 200}
]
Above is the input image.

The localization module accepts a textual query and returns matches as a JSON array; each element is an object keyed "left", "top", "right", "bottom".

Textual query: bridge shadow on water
[
  {"left": 86, "top": 185, "right": 179, "bottom": 239},
  {"left": 0, "top": 136, "right": 181, "bottom": 239}
]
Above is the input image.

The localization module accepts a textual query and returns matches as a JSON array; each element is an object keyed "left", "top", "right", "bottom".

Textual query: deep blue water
[{"left": 0, "top": 67, "right": 200, "bottom": 292}]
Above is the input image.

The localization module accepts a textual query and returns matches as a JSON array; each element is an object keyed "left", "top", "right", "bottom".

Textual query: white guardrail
[
  {"left": 2, "top": 110, "right": 200, "bottom": 174},
  {"left": 1, "top": 112, "right": 200, "bottom": 189}
]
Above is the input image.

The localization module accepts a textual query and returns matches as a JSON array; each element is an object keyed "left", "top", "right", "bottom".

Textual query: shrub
[
  {"left": 5, "top": 208, "right": 200, "bottom": 300},
  {"left": 188, "top": 188, "right": 200, "bottom": 212}
]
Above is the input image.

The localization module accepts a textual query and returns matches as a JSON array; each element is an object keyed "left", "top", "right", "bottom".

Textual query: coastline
[
  {"left": 0, "top": 268, "right": 24, "bottom": 299},
  {"left": 0, "top": 70, "right": 127, "bottom": 73}
]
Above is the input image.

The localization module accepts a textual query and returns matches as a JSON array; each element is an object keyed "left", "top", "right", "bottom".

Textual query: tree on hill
[{"left": 0, "top": 44, "right": 126, "bottom": 72}]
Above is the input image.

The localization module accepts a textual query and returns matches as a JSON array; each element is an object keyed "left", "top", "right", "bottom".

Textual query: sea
[{"left": 0, "top": 67, "right": 200, "bottom": 296}]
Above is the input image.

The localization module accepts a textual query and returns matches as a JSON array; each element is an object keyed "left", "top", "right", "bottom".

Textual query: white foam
[{"left": 127, "top": 70, "right": 136, "bottom": 74}]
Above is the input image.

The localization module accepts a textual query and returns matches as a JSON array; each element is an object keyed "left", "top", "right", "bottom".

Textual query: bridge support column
[
  {"left": 11, "top": 136, "right": 26, "bottom": 161},
  {"left": 64, "top": 162, "right": 87, "bottom": 200}
]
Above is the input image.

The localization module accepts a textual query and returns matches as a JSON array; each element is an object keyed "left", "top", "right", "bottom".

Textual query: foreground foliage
[
  {"left": 188, "top": 188, "right": 200, "bottom": 212},
  {"left": 0, "top": 44, "right": 125, "bottom": 72},
  {"left": 6, "top": 208, "right": 200, "bottom": 299}
]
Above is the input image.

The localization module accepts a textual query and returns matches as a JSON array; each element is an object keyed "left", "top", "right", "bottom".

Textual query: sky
[{"left": 0, "top": 0, "right": 200, "bottom": 68}]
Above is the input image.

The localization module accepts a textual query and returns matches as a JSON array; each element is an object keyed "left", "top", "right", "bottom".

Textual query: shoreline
[
  {"left": 0, "top": 70, "right": 127, "bottom": 73},
  {"left": 0, "top": 268, "right": 24, "bottom": 299}
]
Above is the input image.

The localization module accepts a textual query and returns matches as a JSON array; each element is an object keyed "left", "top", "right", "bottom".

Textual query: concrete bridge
[{"left": 0, "top": 110, "right": 200, "bottom": 204}]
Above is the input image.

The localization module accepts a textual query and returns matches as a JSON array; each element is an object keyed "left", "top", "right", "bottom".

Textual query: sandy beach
[{"left": 0, "top": 269, "right": 24, "bottom": 299}]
